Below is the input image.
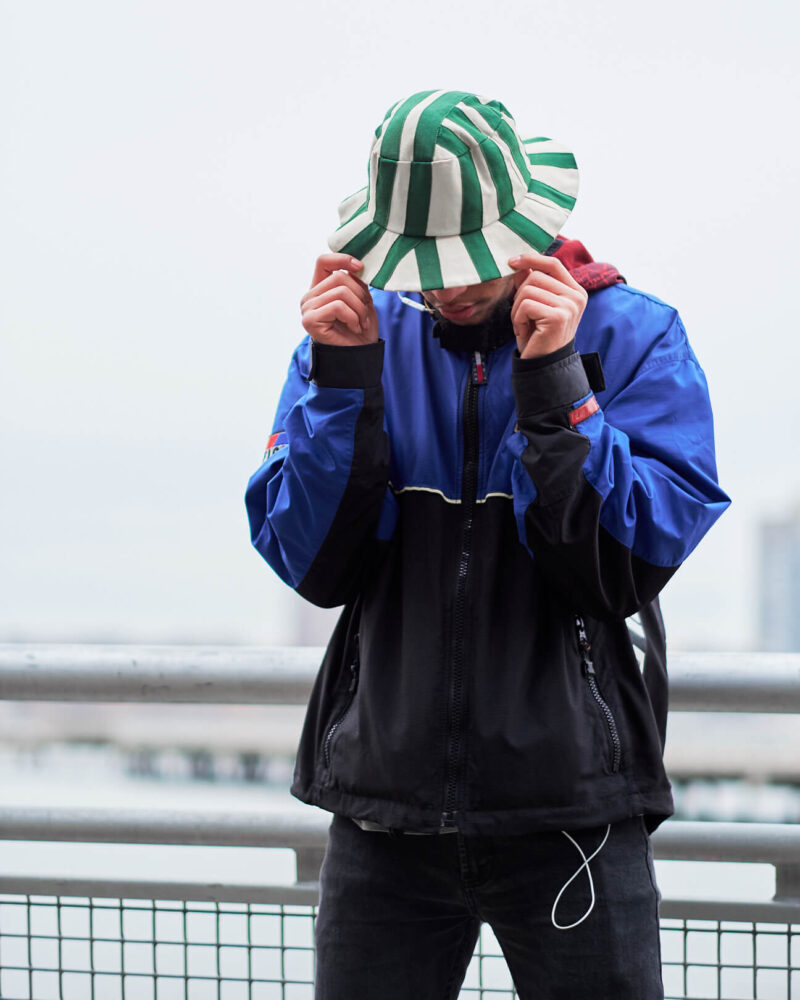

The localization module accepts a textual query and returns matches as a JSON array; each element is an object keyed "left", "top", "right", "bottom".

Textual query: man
[{"left": 246, "top": 91, "right": 729, "bottom": 998}]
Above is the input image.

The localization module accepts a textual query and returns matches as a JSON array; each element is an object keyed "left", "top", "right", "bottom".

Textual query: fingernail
[
  {"left": 350, "top": 257, "right": 363, "bottom": 269},
  {"left": 508, "top": 256, "right": 521, "bottom": 265}
]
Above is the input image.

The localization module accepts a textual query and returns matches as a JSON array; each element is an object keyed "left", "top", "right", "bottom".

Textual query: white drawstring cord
[
  {"left": 550, "top": 824, "right": 612, "bottom": 931},
  {"left": 395, "top": 292, "right": 434, "bottom": 314}
]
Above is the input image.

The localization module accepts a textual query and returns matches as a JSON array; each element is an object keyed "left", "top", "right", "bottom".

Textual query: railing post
[
  {"left": 296, "top": 846, "right": 326, "bottom": 884},
  {"left": 774, "top": 863, "right": 800, "bottom": 901}
]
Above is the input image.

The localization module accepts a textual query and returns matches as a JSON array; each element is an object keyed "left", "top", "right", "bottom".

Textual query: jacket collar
[{"left": 431, "top": 297, "right": 515, "bottom": 354}]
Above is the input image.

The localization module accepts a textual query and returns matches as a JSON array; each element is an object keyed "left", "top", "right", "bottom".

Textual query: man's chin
[{"left": 426, "top": 296, "right": 511, "bottom": 328}]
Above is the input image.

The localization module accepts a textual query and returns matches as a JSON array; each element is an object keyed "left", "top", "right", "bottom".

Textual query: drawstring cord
[
  {"left": 551, "top": 824, "right": 611, "bottom": 930},
  {"left": 396, "top": 292, "right": 434, "bottom": 314}
]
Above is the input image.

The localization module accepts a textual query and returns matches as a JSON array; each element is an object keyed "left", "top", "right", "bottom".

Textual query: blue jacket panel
[{"left": 247, "top": 282, "right": 727, "bottom": 596}]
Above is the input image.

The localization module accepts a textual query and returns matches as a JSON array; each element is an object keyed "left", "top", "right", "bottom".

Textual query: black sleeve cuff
[
  {"left": 309, "top": 340, "right": 385, "bottom": 388},
  {"left": 512, "top": 349, "right": 591, "bottom": 418},
  {"left": 512, "top": 339, "right": 575, "bottom": 372}
]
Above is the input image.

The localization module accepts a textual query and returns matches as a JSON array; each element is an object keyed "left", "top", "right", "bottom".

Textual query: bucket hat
[{"left": 327, "top": 90, "right": 579, "bottom": 292}]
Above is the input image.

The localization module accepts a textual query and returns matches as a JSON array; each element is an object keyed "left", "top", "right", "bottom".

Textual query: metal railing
[
  {"left": 1, "top": 645, "right": 800, "bottom": 999},
  {"left": 2, "top": 644, "right": 800, "bottom": 711}
]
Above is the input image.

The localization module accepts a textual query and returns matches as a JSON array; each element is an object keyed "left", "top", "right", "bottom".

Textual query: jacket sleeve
[
  {"left": 245, "top": 337, "right": 390, "bottom": 608},
  {"left": 508, "top": 306, "right": 730, "bottom": 621}
]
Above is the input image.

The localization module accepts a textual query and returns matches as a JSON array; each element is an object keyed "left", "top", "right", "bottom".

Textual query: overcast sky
[{"left": 1, "top": 0, "right": 798, "bottom": 649}]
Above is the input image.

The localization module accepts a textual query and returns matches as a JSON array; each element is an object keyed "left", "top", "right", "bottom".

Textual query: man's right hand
[{"left": 301, "top": 254, "right": 379, "bottom": 346}]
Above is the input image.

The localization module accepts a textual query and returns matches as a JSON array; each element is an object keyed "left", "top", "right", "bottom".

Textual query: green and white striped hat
[{"left": 328, "top": 90, "right": 579, "bottom": 292}]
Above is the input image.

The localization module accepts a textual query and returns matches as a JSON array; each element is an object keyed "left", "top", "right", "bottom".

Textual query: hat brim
[{"left": 328, "top": 138, "right": 578, "bottom": 292}]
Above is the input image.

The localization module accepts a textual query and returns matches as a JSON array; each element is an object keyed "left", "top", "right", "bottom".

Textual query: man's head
[{"left": 327, "top": 90, "right": 578, "bottom": 295}]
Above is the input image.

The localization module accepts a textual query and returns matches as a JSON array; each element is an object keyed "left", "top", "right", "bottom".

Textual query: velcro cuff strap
[
  {"left": 512, "top": 351, "right": 591, "bottom": 418},
  {"left": 309, "top": 340, "right": 385, "bottom": 388},
  {"left": 580, "top": 352, "right": 606, "bottom": 393}
]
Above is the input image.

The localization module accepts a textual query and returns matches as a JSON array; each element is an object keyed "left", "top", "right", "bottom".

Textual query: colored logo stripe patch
[
  {"left": 569, "top": 396, "right": 599, "bottom": 426},
  {"left": 263, "top": 431, "right": 288, "bottom": 461}
]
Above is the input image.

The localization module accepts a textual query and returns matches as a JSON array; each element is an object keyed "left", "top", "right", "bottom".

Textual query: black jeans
[{"left": 314, "top": 814, "right": 663, "bottom": 1000}]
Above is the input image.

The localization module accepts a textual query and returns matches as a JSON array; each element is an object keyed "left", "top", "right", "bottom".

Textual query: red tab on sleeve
[
  {"left": 569, "top": 396, "right": 599, "bottom": 426},
  {"left": 263, "top": 430, "right": 288, "bottom": 461}
]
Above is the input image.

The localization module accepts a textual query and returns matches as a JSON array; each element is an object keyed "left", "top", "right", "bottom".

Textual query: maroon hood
[{"left": 551, "top": 237, "right": 625, "bottom": 292}]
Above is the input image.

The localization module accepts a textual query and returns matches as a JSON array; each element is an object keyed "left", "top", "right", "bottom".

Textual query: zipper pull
[
  {"left": 575, "top": 615, "right": 590, "bottom": 652},
  {"left": 348, "top": 633, "right": 360, "bottom": 691},
  {"left": 574, "top": 615, "right": 595, "bottom": 675},
  {"left": 472, "top": 350, "right": 487, "bottom": 385}
]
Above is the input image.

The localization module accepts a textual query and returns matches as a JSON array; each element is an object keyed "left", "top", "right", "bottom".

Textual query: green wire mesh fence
[
  {"left": 2, "top": 895, "right": 800, "bottom": 999},
  {"left": 0, "top": 896, "right": 524, "bottom": 1000},
  {"left": 660, "top": 918, "right": 800, "bottom": 1000}
]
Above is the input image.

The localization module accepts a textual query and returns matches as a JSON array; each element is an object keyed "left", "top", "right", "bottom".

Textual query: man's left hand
[{"left": 508, "top": 254, "right": 588, "bottom": 359}]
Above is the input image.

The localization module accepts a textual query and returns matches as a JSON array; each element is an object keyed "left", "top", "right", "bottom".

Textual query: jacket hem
[{"left": 291, "top": 778, "right": 674, "bottom": 835}]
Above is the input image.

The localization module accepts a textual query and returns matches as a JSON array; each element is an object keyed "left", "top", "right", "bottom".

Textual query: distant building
[{"left": 758, "top": 510, "right": 800, "bottom": 650}]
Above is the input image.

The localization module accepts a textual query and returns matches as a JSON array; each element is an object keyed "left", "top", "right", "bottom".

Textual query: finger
[
  {"left": 303, "top": 285, "right": 370, "bottom": 328},
  {"left": 305, "top": 301, "right": 363, "bottom": 336},
  {"left": 516, "top": 268, "right": 582, "bottom": 297},
  {"left": 511, "top": 276, "right": 583, "bottom": 318},
  {"left": 510, "top": 296, "right": 551, "bottom": 329},
  {"left": 511, "top": 292, "right": 580, "bottom": 341},
  {"left": 511, "top": 285, "right": 583, "bottom": 325},
  {"left": 310, "top": 253, "right": 365, "bottom": 289},
  {"left": 510, "top": 285, "right": 566, "bottom": 325},
  {"left": 509, "top": 253, "right": 585, "bottom": 295},
  {"left": 301, "top": 269, "right": 373, "bottom": 308},
  {"left": 513, "top": 301, "right": 575, "bottom": 332}
]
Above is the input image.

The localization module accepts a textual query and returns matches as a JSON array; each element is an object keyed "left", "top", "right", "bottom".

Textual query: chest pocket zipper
[
  {"left": 323, "top": 633, "right": 360, "bottom": 770},
  {"left": 574, "top": 616, "right": 622, "bottom": 773}
]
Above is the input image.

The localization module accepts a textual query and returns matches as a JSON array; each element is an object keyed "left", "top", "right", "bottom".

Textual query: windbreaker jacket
[{"left": 246, "top": 243, "right": 730, "bottom": 835}]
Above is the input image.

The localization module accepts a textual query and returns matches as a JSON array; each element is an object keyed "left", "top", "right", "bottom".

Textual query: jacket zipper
[
  {"left": 323, "top": 632, "right": 360, "bottom": 769},
  {"left": 441, "top": 351, "right": 487, "bottom": 827},
  {"left": 574, "top": 616, "right": 622, "bottom": 773}
]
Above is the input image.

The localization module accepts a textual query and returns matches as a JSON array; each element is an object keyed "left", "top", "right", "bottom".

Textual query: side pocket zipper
[
  {"left": 574, "top": 616, "right": 622, "bottom": 773},
  {"left": 323, "top": 633, "right": 360, "bottom": 769}
]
